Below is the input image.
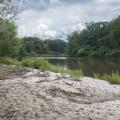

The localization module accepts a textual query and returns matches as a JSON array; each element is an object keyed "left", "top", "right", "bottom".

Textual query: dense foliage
[
  {"left": 0, "top": 19, "right": 21, "bottom": 57},
  {"left": 0, "top": 15, "right": 120, "bottom": 59},
  {"left": 0, "top": 0, "right": 20, "bottom": 57},
  {"left": 67, "top": 16, "right": 120, "bottom": 57},
  {"left": 45, "top": 39, "right": 67, "bottom": 55},
  {"left": 19, "top": 37, "right": 67, "bottom": 57},
  {"left": 0, "top": 0, "right": 66, "bottom": 59}
]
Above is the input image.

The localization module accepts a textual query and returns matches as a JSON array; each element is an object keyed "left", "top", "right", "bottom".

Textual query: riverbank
[
  {"left": 0, "top": 57, "right": 83, "bottom": 78},
  {"left": 0, "top": 57, "right": 120, "bottom": 84},
  {"left": 0, "top": 65, "right": 120, "bottom": 120}
]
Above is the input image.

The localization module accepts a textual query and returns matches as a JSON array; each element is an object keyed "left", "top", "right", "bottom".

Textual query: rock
[{"left": 0, "top": 65, "right": 120, "bottom": 120}]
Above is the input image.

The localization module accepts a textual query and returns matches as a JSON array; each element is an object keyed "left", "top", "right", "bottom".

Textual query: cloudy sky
[{"left": 17, "top": 0, "right": 120, "bottom": 39}]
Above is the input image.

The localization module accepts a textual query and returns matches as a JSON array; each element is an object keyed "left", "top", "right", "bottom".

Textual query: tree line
[
  {"left": 19, "top": 37, "right": 67, "bottom": 58},
  {"left": 0, "top": 16, "right": 120, "bottom": 59},
  {"left": 0, "top": 0, "right": 67, "bottom": 58},
  {"left": 67, "top": 16, "right": 120, "bottom": 57},
  {"left": 0, "top": 0, "right": 120, "bottom": 58},
  {"left": 0, "top": 21, "right": 67, "bottom": 58}
]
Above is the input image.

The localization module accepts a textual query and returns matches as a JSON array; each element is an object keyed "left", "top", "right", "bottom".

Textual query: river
[{"left": 44, "top": 57, "right": 120, "bottom": 77}]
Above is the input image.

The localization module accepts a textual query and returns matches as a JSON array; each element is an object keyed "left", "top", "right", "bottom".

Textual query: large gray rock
[{"left": 0, "top": 65, "right": 120, "bottom": 120}]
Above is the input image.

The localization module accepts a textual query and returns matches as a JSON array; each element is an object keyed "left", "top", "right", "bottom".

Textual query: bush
[
  {"left": 21, "top": 58, "right": 34, "bottom": 68},
  {"left": 27, "top": 51, "right": 38, "bottom": 57},
  {"left": 21, "top": 58, "right": 50, "bottom": 69},
  {"left": 111, "top": 50, "right": 120, "bottom": 57},
  {"left": 77, "top": 48, "right": 88, "bottom": 57},
  {"left": 33, "top": 59, "right": 49, "bottom": 69}
]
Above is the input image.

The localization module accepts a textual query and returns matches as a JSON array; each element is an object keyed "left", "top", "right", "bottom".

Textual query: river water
[{"left": 45, "top": 57, "right": 120, "bottom": 77}]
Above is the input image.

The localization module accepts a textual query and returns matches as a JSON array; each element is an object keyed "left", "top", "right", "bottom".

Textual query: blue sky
[{"left": 18, "top": 0, "right": 120, "bottom": 39}]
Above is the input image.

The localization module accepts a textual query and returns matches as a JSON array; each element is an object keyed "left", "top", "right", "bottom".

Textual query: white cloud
[
  {"left": 18, "top": 0, "right": 120, "bottom": 39},
  {"left": 18, "top": 14, "right": 57, "bottom": 39}
]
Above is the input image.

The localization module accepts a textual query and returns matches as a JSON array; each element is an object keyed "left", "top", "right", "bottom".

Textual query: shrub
[
  {"left": 77, "top": 48, "right": 88, "bottom": 57},
  {"left": 21, "top": 58, "right": 34, "bottom": 68},
  {"left": 21, "top": 58, "right": 50, "bottom": 69},
  {"left": 33, "top": 59, "right": 49, "bottom": 69},
  {"left": 111, "top": 50, "right": 120, "bottom": 57}
]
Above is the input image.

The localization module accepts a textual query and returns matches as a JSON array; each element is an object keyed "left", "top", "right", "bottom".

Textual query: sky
[{"left": 17, "top": 0, "right": 120, "bottom": 40}]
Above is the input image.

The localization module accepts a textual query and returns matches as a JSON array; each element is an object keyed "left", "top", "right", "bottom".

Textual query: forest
[
  {"left": 1, "top": 17, "right": 120, "bottom": 59},
  {"left": 0, "top": 0, "right": 120, "bottom": 58},
  {"left": 19, "top": 37, "right": 67, "bottom": 58},
  {"left": 1, "top": 16, "right": 120, "bottom": 59},
  {"left": 67, "top": 16, "right": 120, "bottom": 57}
]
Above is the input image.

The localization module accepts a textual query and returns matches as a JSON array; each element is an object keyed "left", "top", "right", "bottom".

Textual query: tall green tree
[{"left": 0, "top": 19, "right": 21, "bottom": 57}]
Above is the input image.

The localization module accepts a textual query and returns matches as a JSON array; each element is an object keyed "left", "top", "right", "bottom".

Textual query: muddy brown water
[{"left": 44, "top": 57, "right": 120, "bottom": 77}]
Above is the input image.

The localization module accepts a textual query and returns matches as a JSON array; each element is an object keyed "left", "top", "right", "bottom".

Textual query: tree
[
  {"left": 0, "top": 0, "right": 21, "bottom": 58},
  {"left": 19, "top": 37, "right": 48, "bottom": 57},
  {"left": 0, "top": 19, "right": 21, "bottom": 57},
  {"left": 45, "top": 39, "right": 67, "bottom": 55},
  {"left": 67, "top": 31, "right": 80, "bottom": 56},
  {"left": 0, "top": 0, "right": 18, "bottom": 20},
  {"left": 67, "top": 16, "right": 120, "bottom": 57}
]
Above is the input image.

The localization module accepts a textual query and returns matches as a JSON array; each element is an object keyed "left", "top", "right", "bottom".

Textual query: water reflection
[{"left": 46, "top": 57, "right": 120, "bottom": 77}]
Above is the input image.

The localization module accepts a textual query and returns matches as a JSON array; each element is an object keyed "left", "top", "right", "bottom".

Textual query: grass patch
[
  {"left": 102, "top": 72, "right": 120, "bottom": 84},
  {"left": 21, "top": 58, "right": 50, "bottom": 69},
  {"left": 21, "top": 58, "right": 83, "bottom": 78},
  {"left": 0, "top": 57, "right": 20, "bottom": 65},
  {"left": 93, "top": 72, "right": 101, "bottom": 79},
  {"left": 1, "top": 57, "right": 120, "bottom": 83},
  {"left": 93, "top": 72, "right": 120, "bottom": 84},
  {"left": 0, "top": 57, "right": 83, "bottom": 78},
  {"left": 47, "top": 65, "right": 83, "bottom": 78}
]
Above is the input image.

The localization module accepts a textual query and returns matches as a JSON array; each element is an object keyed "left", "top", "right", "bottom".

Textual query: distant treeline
[
  {"left": 0, "top": 18, "right": 67, "bottom": 58},
  {"left": 67, "top": 16, "right": 120, "bottom": 57},
  {"left": 0, "top": 16, "right": 120, "bottom": 58},
  {"left": 19, "top": 37, "right": 67, "bottom": 57}
]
